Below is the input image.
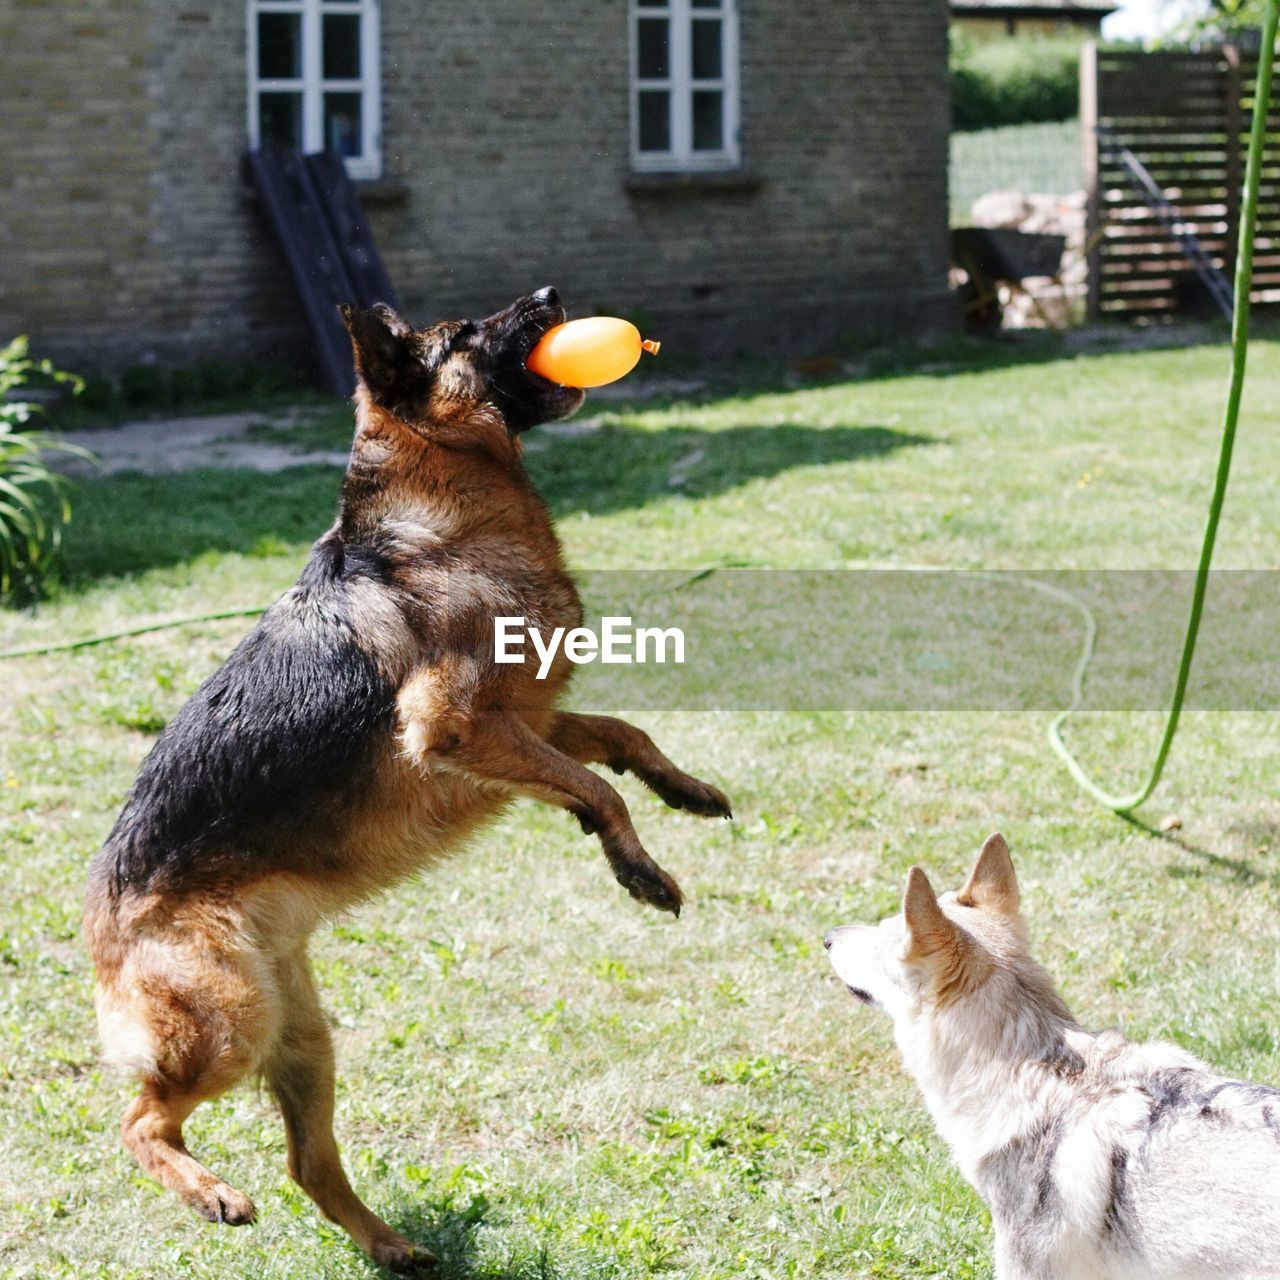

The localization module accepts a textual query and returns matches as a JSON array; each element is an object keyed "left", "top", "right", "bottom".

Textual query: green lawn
[{"left": 3, "top": 336, "right": 1280, "bottom": 1280}]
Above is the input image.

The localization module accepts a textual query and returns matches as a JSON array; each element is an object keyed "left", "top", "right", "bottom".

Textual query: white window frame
[
  {"left": 246, "top": 0, "right": 382, "bottom": 180},
  {"left": 630, "top": 0, "right": 740, "bottom": 172}
]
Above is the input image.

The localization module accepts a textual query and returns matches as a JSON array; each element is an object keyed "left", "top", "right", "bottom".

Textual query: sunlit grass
[{"left": 2, "top": 338, "right": 1279, "bottom": 1278}]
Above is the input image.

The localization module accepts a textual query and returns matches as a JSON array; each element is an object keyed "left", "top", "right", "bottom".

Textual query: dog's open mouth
[
  {"left": 492, "top": 290, "right": 585, "bottom": 430},
  {"left": 516, "top": 310, "right": 574, "bottom": 392},
  {"left": 513, "top": 301, "right": 562, "bottom": 367}
]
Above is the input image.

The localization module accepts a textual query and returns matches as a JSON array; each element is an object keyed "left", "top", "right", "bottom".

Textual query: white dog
[{"left": 825, "top": 833, "right": 1280, "bottom": 1279}]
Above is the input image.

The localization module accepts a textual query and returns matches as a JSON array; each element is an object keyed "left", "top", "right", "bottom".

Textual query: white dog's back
[
  {"left": 1126, "top": 1072, "right": 1280, "bottom": 1279},
  {"left": 979, "top": 1034, "right": 1280, "bottom": 1279},
  {"left": 824, "top": 835, "right": 1280, "bottom": 1280}
]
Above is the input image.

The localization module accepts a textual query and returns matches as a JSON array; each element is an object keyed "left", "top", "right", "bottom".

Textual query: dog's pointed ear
[
  {"left": 955, "top": 832, "right": 1019, "bottom": 915},
  {"left": 339, "top": 302, "right": 415, "bottom": 398},
  {"left": 901, "top": 865, "right": 955, "bottom": 958}
]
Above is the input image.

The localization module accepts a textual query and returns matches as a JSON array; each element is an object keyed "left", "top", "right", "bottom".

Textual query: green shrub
[
  {"left": 195, "top": 359, "right": 254, "bottom": 400},
  {"left": 952, "top": 34, "right": 1081, "bottom": 132},
  {"left": 167, "top": 367, "right": 202, "bottom": 404},
  {"left": 78, "top": 376, "right": 119, "bottom": 413},
  {"left": 0, "top": 337, "right": 91, "bottom": 597},
  {"left": 1188, "top": 0, "right": 1268, "bottom": 38},
  {"left": 73, "top": 360, "right": 307, "bottom": 419},
  {"left": 252, "top": 362, "right": 307, "bottom": 395},
  {"left": 118, "top": 363, "right": 173, "bottom": 407}
]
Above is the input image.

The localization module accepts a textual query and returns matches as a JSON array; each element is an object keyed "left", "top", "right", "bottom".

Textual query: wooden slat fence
[{"left": 1082, "top": 43, "right": 1280, "bottom": 320}]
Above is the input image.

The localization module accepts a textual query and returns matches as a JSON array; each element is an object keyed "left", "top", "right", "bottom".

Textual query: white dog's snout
[
  {"left": 824, "top": 923, "right": 882, "bottom": 996},
  {"left": 824, "top": 924, "right": 856, "bottom": 952}
]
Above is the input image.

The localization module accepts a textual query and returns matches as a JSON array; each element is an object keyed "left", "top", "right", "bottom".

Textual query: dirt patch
[
  {"left": 51, "top": 404, "right": 629, "bottom": 475},
  {"left": 54, "top": 409, "right": 350, "bottom": 475}
]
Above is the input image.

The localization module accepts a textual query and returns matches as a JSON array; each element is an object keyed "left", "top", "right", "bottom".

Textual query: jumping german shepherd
[
  {"left": 84, "top": 288, "right": 731, "bottom": 1271},
  {"left": 825, "top": 834, "right": 1280, "bottom": 1279}
]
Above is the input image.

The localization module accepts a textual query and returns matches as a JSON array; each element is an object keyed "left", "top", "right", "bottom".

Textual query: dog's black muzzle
[{"left": 485, "top": 286, "right": 585, "bottom": 431}]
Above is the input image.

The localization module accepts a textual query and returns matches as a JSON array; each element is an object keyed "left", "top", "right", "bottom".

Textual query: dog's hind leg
[
  {"left": 108, "top": 948, "right": 272, "bottom": 1226},
  {"left": 547, "top": 711, "right": 732, "bottom": 819},
  {"left": 122, "top": 1080, "right": 258, "bottom": 1225},
  {"left": 264, "top": 954, "right": 434, "bottom": 1274},
  {"left": 411, "top": 709, "right": 684, "bottom": 915}
]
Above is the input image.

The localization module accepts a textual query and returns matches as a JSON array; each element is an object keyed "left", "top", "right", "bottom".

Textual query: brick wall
[
  {"left": 0, "top": 0, "right": 951, "bottom": 374},
  {"left": 375, "top": 0, "right": 953, "bottom": 353},
  {"left": 0, "top": 0, "right": 155, "bottom": 363},
  {"left": 144, "top": 3, "right": 301, "bottom": 365},
  {"left": 0, "top": 0, "right": 300, "bottom": 372}
]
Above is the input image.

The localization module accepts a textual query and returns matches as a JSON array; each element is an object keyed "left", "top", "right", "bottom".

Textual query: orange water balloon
[{"left": 526, "top": 317, "right": 661, "bottom": 388}]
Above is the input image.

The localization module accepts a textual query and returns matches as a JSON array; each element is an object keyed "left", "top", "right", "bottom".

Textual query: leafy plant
[
  {"left": 0, "top": 336, "right": 91, "bottom": 596},
  {"left": 1186, "top": 0, "right": 1270, "bottom": 38},
  {"left": 951, "top": 33, "right": 1082, "bottom": 131}
]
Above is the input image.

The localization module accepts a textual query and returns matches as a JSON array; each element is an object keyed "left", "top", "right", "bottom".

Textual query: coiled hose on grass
[{"left": 1048, "top": 5, "right": 1278, "bottom": 813}]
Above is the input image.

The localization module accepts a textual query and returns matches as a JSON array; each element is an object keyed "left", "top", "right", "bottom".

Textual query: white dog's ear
[
  {"left": 901, "top": 865, "right": 955, "bottom": 958},
  {"left": 955, "top": 832, "right": 1019, "bottom": 915}
]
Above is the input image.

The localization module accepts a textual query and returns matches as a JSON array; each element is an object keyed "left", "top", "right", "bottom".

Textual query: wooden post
[
  {"left": 1080, "top": 41, "right": 1103, "bottom": 321},
  {"left": 1223, "top": 43, "right": 1243, "bottom": 287}
]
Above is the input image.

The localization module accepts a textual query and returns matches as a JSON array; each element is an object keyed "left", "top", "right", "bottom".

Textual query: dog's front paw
[
  {"left": 616, "top": 862, "right": 685, "bottom": 917},
  {"left": 644, "top": 770, "right": 733, "bottom": 820}
]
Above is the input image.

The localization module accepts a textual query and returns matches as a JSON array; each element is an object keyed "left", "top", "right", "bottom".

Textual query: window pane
[
  {"left": 323, "top": 14, "right": 361, "bottom": 79},
  {"left": 691, "top": 19, "right": 722, "bottom": 79},
  {"left": 259, "top": 91, "right": 303, "bottom": 147},
  {"left": 691, "top": 0, "right": 723, "bottom": 7},
  {"left": 258, "top": 12, "right": 301, "bottom": 79},
  {"left": 637, "top": 90, "right": 670, "bottom": 152},
  {"left": 636, "top": 18, "right": 669, "bottom": 79},
  {"left": 324, "top": 91, "right": 363, "bottom": 156},
  {"left": 691, "top": 89, "right": 723, "bottom": 151}
]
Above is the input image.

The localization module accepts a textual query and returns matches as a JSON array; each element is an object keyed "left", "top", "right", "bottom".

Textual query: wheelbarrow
[{"left": 951, "top": 227, "right": 1067, "bottom": 330}]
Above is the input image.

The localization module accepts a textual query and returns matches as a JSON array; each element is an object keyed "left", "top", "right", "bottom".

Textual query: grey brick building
[{"left": 0, "top": 0, "right": 952, "bottom": 375}]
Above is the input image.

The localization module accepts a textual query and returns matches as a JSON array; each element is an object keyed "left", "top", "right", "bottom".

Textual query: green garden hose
[
  {"left": 1048, "top": 5, "right": 1278, "bottom": 814},
  {"left": 0, "top": 607, "right": 265, "bottom": 660}
]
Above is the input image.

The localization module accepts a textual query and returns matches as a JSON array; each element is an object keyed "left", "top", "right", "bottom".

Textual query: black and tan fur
[{"left": 84, "top": 288, "right": 731, "bottom": 1271}]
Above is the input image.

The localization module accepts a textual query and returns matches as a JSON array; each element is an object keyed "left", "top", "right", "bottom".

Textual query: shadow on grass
[
  {"left": 52, "top": 466, "right": 342, "bottom": 589},
  {"left": 1126, "top": 814, "right": 1280, "bottom": 890},
  {"left": 50, "top": 422, "right": 933, "bottom": 589},
  {"left": 529, "top": 422, "right": 933, "bottom": 519},
  {"left": 381, "top": 1200, "right": 565, "bottom": 1280}
]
